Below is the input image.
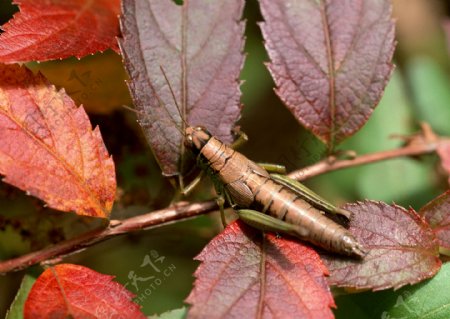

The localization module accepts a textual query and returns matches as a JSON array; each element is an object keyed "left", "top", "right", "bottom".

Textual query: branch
[
  {"left": 1, "top": 124, "right": 448, "bottom": 274},
  {"left": 0, "top": 201, "right": 217, "bottom": 274},
  {"left": 288, "top": 124, "right": 448, "bottom": 181}
]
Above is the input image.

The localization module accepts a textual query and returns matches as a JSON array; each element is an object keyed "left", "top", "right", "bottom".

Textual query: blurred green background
[{"left": 1, "top": 0, "right": 450, "bottom": 317}]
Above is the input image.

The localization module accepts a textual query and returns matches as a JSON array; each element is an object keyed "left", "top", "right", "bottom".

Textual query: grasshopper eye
[
  {"left": 185, "top": 134, "right": 196, "bottom": 149},
  {"left": 185, "top": 135, "right": 193, "bottom": 146}
]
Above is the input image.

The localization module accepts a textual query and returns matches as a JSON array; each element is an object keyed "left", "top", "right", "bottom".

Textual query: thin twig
[
  {"left": 289, "top": 141, "right": 439, "bottom": 181},
  {"left": 0, "top": 201, "right": 217, "bottom": 274},
  {"left": 288, "top": 124, "right": 447, "bottom": 181},
  {"left": 0, "top": 125, "right": 448, "bottom": 274}
]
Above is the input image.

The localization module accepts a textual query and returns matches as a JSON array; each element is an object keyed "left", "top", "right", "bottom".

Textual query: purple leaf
[
  {"left": 437, "top": 141, "right": 450, "bottom": 185},
  {"left": 420, "top": 191, "right": 450, "bottom": 251},
  {"left": 119, "top": 0, "right": 245, "bottom": 176},
  {"left": 322, "top": 201, "right": 441, "bottom": 290},
  {"left": 259, "top": 0, "right": 395, "bottom": 148}
]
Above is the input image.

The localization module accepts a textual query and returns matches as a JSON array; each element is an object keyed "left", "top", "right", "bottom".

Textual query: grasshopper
[
  {"left": 153, "top": 67, "right": 366, "bottom": 258},
  {"left": 183, "top": 126, "right": 366, "bottom": 258}
]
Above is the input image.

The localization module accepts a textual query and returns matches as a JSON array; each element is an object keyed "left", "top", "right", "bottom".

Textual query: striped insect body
[{"left": 185, "top": 126, "right": 367, "bottom": 258}]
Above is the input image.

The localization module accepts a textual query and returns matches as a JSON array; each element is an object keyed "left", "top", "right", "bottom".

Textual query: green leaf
[
  {"left": 356, "top": 158, "right": 432, "bottom": 205},
  {"left": 149, "top": 307, "right": 187, "bottom": 319},
  {"left": 6, "top": 274, "right": 36, "bottom": 319},
  {"left": 407, "top": 57, "right": 450, "bottom": 136},
  {"left": 335, "top": 262, "right": 450, "bottom": 319}
]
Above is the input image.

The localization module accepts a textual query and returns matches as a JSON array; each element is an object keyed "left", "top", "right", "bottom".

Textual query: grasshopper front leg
[
  {"left": 216, "top": 194, "right": 227, "bottom": 228},
  {"left": 212, "top": 180, "right": 238, "bottom": 229},
  {"left": 180, "top": 171, "right": 204, "bottom": 196},
  {"left": 230, "top": 128, "right": 248, "bottom": 150}
]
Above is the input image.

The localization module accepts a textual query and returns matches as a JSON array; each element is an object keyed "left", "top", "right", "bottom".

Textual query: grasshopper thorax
[{"left": 185, "top": 126, "right": 212, "bottom": 153}]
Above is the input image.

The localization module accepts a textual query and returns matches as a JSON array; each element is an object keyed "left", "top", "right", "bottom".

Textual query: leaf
[
  {"left": 6, "top": 274, "right": 36, "bottom": 319},
  {"left": 0, "top": 64, "right": 116, "bottom": 217},
  {"left": 444, "top": 20, "right": 450, "bottom": 55},
  {"left": 406, "top": 57, "right": 450, "bottom": 136},
  {"left": 437, "top": 141, "right": 450, "bottom": 185},
  {"left": 23, "top": 264, "right": 146, "bottom": 319},
  {"left": 186, "top": 221, "right": 335, "bottom": 319},
  {"left": 0, "top": 0, "right": 120, "bottom": 63},
  {"left": 322, "top": 201, "right": 441, "bottom": 290},
  {"left": 420, "top": 191, "right": 450, "bottom": 251},
  {"left": 119, "top": 0, "right": 245, "bottom": 176},
  {"left": 372, "top": 262, "right": 450, "bottom": 319},
  {"left": 357, "top": 159, "right": 432, "bottom": 206},
  {"left": 149, "top": 307, "right": 187, "bottom": 319},
  {"left": 259, "top": 0, "right": 395, "bottom": 148},
  {"left": 334, "top": 262, "right": 450, "bottom": 319}
]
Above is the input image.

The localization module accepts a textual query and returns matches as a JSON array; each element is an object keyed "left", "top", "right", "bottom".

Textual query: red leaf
[
  {"left": 0, "top": 64, "right": 116, "bottom": 217},
  {"left": 0, "top": 0, "right": 120, "bottom": 63},
  {"left": 24, "top": 264, "right": 146, "bottom": 319},
  {"left": 322, "top": 201, "right": 441, "bottom": 290},
  {"left": 437, "top": 141, "right": 450, "bottom": 185},
  {"left": 119, "top": 0, "right": 245, "bottom": 176},
  {"left": 420, "top": 191, "right": 450, "bottom": 250},
  {"left": 259, "top": 0, "right": 395, "bottom": 147},
  {"left": 186, "top": 221, "right": 335, "bottom": 319}
]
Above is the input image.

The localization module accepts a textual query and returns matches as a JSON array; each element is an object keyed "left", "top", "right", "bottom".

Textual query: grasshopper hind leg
[{"left": 236, "top": 209, "right": 301, "bottom": 238}]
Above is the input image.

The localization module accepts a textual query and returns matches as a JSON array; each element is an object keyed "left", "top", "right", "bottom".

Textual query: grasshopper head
[{"left": 185, "top": 126, "right": 212, "bottom": 152}]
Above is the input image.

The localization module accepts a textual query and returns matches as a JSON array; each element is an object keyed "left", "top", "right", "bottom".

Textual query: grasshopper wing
[{"left": 270, "top": 174, "right": 352, "bottom": 220}]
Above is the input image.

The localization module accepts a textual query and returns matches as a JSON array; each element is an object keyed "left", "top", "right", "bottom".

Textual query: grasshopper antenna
[
  {"left": 159, "top": 65, "right": 190, "bottom": 191},
  {"left": 159, "top": 65, "right": 189, "bottom": 130},
  {"left": 120, "top": 103, "right": 185, "bottom": 137},
  {"left": 121, "top": 104, "right": 141, "bottom": 114},
  {"left": 126, "top": 65, "right": 185, "bottom": 136}
]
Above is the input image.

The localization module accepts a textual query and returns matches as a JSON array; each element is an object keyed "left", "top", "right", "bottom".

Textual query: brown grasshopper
[
  {"left": 152, "top": 66, "right": 367, "bottom": 258},
  {"left": 183, "top": 125, "right": 366, "bottom": 258}
]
